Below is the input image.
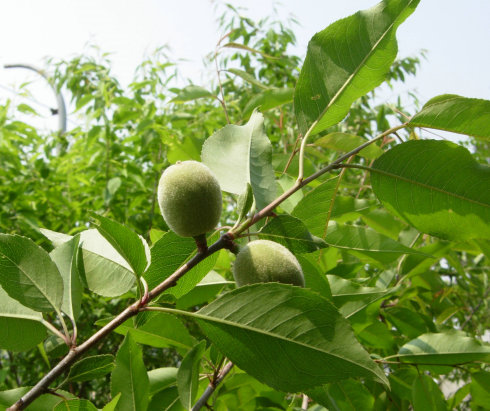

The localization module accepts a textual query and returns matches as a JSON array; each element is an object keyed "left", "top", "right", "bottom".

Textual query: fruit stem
[{"left": 194, "top": 233, "right": 208, "bottom": 253}]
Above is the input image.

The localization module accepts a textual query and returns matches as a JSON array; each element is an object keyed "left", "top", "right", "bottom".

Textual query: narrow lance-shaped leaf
[
  {"left": 294, "top": 0, "right": 420, "bottom": 136},
  {"left": 325, "top": 222, "right": 426, "bottom": 255},
  {"left": 409, "top": 94, "right": 490, "bottom": 141},
  {"left": 243, "top": 88, "right": 294, "bottom": 119},
  {"left": 111, "top": 332, "right": 149, "bottom": 411},
  {"left": 292, "top": 178, "right": 338, "bottom": 238},
  {"left": 202, "top": 110, "right": 276, "bottom": 210},
  {"left": 68, "top": 355, "right": 115, "bottom": 383},
  {"left": 226, "top": 68, "right": 269, "bottom": 90},
  {"left": 170, "top": 85, "right": 214, "bottom": 103},
  {"left": 0, "top": 234, "right": 63, "bottom": 313},
  {"left": 397, "top": 331, "right": 490, "bottom": 365},
  {"left": 53, "top": 399, "right": 98, "bottom": 411},
  {"left": 412, "top": 374, "right": 447, "bottom": 411},
  {"left": 160, "top": 283, "right": 389, "bottom": 392},
  {"left": 370, "top": 140, "right": 490, "bottom": 241},
  {"left": 314, "top": 133, "right": 384, "bottom": 160},
  {"left": 177, "top": 340, "right": 206, "bottom": 409}
]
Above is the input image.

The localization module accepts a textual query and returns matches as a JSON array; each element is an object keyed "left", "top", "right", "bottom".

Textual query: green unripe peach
[
  {"left": 233, "top": 240, "right": 305, "bottom": 287},
  {"left": 157, "top": 161, "right": 222, "bottom": 238}
]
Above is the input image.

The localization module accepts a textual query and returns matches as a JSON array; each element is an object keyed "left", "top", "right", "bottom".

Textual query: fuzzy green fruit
[
  {"left": 157, "top": 161, "right": 222, "bottom": 238},
  {"left": 233, "top": 240, "right": 305, "bottom": 287}
]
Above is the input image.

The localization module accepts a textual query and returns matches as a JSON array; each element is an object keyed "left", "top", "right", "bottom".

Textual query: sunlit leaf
[
  {"left": 409, "top": 94, "right": 490, "bottom": 141},
  {"left": 0, "top": 234, "right": 63, "bottom": 312},
  {"left": 171, "top": 85, "right": 214, "bottom": 103},
  {"left": 371, "top": 140, "right": 490, "bottom": 241},
  {"left": 92, "top": 214, "right": 149, "bottom": 277},
  {"left": 202, "top": 110, "right": 276, "bottom": 209},
  {"left": 50, "top": 236, "right": 82, "bottom": 320},
  {"left": 243, "top": 88, "right": 294, "bottom": 118},
  {"left": 294, "top": 0, "right": 420, "bottom": 135},
  {"left": 398, "top": 331, "right": 490, "bottom": 364}
]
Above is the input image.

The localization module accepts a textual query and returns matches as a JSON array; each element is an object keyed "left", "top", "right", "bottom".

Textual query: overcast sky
[{"left": 1, "top": 0, "right": 489, "bottom": 131}]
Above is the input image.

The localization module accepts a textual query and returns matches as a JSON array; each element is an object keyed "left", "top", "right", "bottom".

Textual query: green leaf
[
  {"left": 294, "top": 0, "right": 420, "bottom": 135},
  {"left": 147, "top": 386, "right": 184, "bottom": 411},
  {"left": 385, "top": 306, "right": 430, "bottom": 339},
  {"left": 236, "top": 183, "right": 254, "bottom": 223},
  {"left": 409, "top": 94, "right": 490, "bottom": 141},
  {"left": 259, "top": 215, "right": 326, "bottom": 254},
  {"left": 144, "top": 231, "right": 219, "bottom": 299},
  {"left": 50, "top": 236, "right": 82, "bottom": 320},
  {"left": 221, "top": 42, "right": 278, "bottom": 60},
  {"left": 79, "top": 229, "right": 135, "bottom": 297},
  {"left": 202, "top": 110, "right": 276, "bottom": 210},
  {"left": 111, "top": 312, "right": 196, "bottom": 351},
  {"left": 314, "top": 133, "right": 384, "bottom": 160},
  {"left": 292, "top": 178, "right": 338, "bottom": 238},
  {"left": 67, "top": 355, "right": 115, "bottom": 383},
  {"left": 0, "top": 387, "right": 75, "bottom": 410},
  {"left": 397, "top": 331, "right": 490, "bottom": 364},
  {"left": 176, "top": 271, "right": 231, "bottom": 310},
  {"left": 307, "top": 379, "right": 375, "bottom": 411},
  {"left": 0, "top": 234, "right": 63, "bottom": 312},
  {"left": 327, "top": 275, "right": 393, "bottom": 318},
  {"left": 101, "top": 393, "right": 121, "bottom": 411},
  {"left": 226, "top": 68, "right": 269, "bottom": 90},
  {"left": 111, "top": 333, "right": 149, "bottom": 411},
  {"left": 179, "top": 283, "right": 388, "bottom": 391},
  {"left": 170, "top": 85, "right": 214, "bottom": 102},
  {"left": 471, "top": 372, "right": 490, "bottom": 409},
  {"left": 92, "top": 214, "right": 149, "bottom": 277},
  {"left": 53, "top": 399, "right": 98, "bottom": 411},
  {"left": 412, "top": 374, "right": 447, "bottom": 411},
  {"left": 296, "top": 255, "right": 332, "bottom": 300},
  {"left": 243, "top": 88, "right": 294, "bottom": 118},
  {"left": 177, "top": 340, "right": 206, "bottom": 409},
  {"left": 370, "top": 140, "right": 490, "bottom": 241},
  {"left": 40, "top": 228, "right": 72, "bottom": 248},
  {"left": 148, "top": 367, "right": 178, "bottom": 396},
  {"left": 0, "top": 286, "right": 46, "bottom": 351},
  {"left": 360, "top": 208, "right": 406, "bottom": 240},
  {"left": 17, "top": 103, "right": 39, "bottom": 115},
  {"left": 325, "top": 222, "right": 425, "bottom": 255},
  {"left": 389, "top": 367, "right": 418, "bottom": 401}
]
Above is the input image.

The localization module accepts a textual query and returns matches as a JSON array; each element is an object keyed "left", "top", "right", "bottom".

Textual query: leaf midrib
[
  {"left": 0, "top": 247, "right": 58, "bottom": 312},
  {"left": 311, "top": 0, "right": 417, "bottom": 133},
  {"left": 370, "top": 166, "right": 490, "bottom": 208},
  {"left": 162, "top": 307, "right": 380, "bottom": 377}
]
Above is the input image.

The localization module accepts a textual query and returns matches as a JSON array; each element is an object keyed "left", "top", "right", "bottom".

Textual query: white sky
[{"left": 0, "top": 0, "right": 489, "bottom": 130}]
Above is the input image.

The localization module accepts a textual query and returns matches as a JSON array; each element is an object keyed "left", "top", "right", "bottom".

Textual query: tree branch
[
  {"left": 7, "top": 235, "right": 231, "bottom": 411},
  {"left": 8, "top": 123, "right": 406, "bottom": 410},
  {"left": 192, "top": 362, "right": 234, "bottom": 411}
]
